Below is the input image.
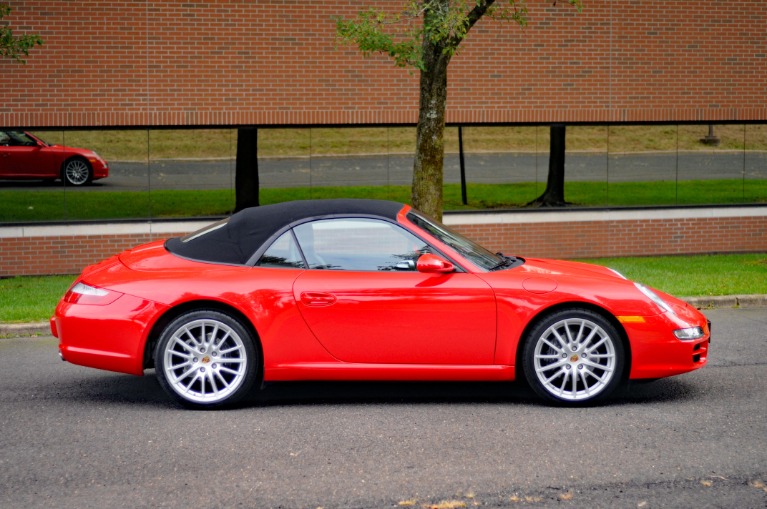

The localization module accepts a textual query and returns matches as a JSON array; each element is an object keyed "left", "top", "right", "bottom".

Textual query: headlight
[
  {"left": 674, "top": 326, "right": 705, "bottom": 340},
  {"left": 634, "top": 283, "right": 674, "bottom": 314},
  {"left": 609, "top": 268, "right": 627, "bottom": 279}
]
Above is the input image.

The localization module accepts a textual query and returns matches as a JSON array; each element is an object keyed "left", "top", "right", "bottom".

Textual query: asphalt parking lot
[{"left": 0, "top": 307, "right": 765, "bottom": 509}]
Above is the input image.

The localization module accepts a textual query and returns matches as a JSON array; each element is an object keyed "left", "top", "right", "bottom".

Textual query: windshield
[{"left": 406, "top": 210, "right": 505, "bottom": 271}]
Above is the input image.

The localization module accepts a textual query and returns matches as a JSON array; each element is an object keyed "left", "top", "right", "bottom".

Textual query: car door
[
  {"left": 291, "top": 218, "right": 497, "bottom": 365},
  {"left": 0, "top": 132, "right": 52, "bottom": 177}
]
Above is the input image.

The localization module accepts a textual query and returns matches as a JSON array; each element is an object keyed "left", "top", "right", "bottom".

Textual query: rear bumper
[{"left": 53, "top": 294, "right": 164, "bottom": 376}]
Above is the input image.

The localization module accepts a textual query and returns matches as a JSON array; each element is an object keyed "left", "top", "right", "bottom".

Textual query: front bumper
[{"left": 625, "top": 304, "right": 710, "bottom": 379}]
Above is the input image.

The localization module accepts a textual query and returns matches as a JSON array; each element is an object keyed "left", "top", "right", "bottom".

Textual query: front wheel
[
  {"left": 155, "top": 310, "right": 259, "bottom": 409},
  {"left": 522, "top": 308, "right": 625, "bottom": 405},
  {"left": 62, "top": 157, "right": 92, "bottom": 186}
]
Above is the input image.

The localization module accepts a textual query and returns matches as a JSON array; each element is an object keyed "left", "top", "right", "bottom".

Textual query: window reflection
[{"left": 0, "top": 124, "right": 764, "bottom": 223}]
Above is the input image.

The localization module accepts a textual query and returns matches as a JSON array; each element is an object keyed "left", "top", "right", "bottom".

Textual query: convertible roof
[{"left": 165, "top": 199, "right": 405, "bottom": 265}]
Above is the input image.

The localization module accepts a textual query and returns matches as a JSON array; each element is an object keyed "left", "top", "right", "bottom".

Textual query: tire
[
  {"left": 62, "top": 157, "right": 92, "bottom": 186},
  {"left": 522, "top": 308, "right": 625, "bottom": 405},
  {"left": 154, "top": 310, "right": 259, "bottom": 409}
]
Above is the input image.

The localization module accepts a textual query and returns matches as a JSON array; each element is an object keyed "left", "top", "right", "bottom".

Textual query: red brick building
[
  {"left": 3, "top": 0, "right": 766, "bottom": 128},
  {"left": 1, "top": 1, "right": 766, "bottom": 276}
]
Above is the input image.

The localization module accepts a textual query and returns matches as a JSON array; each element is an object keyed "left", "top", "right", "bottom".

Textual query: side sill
[{"left": 264, "top": 363, "right": 515, "bottom": 382}]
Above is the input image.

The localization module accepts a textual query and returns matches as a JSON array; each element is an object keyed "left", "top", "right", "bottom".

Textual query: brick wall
[
  {"left": 2, "top": 207, "right": 764, "bottom": 277},
  {"left": 2, "top": 1, "right": 766, "bottom": 128},
  {"left": 450, "top": 210, "right": 767, "bottom": 259}
]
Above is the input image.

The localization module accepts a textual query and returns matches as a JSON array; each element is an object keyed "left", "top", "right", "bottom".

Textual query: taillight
[{"left": 64, "top": 282, "right": 123, "bottom": 305}]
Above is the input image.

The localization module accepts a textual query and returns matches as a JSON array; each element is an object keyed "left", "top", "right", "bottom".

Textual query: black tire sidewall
[
  {"left": 522, "top": 308, "right": 625, "bottom": 406},
  {"left": 154, "top": 309, "right": 259, "bottom": 409}
]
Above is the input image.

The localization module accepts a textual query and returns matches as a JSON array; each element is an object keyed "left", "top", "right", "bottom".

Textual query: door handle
[{"left": 300, "top": 292, "right": 337, "bottom": 307}]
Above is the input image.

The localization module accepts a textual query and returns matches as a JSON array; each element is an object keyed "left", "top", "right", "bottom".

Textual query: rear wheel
[
  {"left": 155, "top": 310, "right": 259, "bottom": 409},
  {"left": 522, "top": 308, "right": 625, "bottom": 405},
  {"left": 62, "top": 157, "right": 92, "bottom": 186}
]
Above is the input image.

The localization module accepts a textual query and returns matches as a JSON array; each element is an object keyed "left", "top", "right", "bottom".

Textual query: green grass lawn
[
  {"left": 2, "top": 254, "right": 765, "bottom": 324},
  {"left": 580, "top": 254, "right": 767, "bottom": 298},
  {"left": 0, "top": 275, "right": 74, "bottom": 324},
  {"left": 2, "top": 179, "right": 765, "bottom": 222}
]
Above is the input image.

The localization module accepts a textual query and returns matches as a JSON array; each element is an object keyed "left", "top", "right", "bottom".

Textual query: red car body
[
  {"left": 0, "top": 130, "right": 108, "bottom": 185},
  {"left": 52, "top": 200, "right": 710, "bottom": 408}
]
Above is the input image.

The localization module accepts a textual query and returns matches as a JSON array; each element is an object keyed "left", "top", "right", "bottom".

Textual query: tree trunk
[
  {"left": 234, "top": 127, "right": 260, "bottom": 212},
  {"left": 411, "top": 5, "right": 451, "bottom": 222},
  {"left": 527, "top": 124, "right": 569, "bottom": 207}
]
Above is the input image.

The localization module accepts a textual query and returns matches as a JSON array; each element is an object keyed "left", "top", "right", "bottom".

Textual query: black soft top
[{"left": 165, "top": 199, "right": 404, "bottom": 265}]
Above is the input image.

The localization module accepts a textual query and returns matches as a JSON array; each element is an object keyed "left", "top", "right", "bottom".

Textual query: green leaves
[
  {"left": 334, "top": 1, "right": 557, "bottom": 70},
  {"left": 335, "top": 8, "right": 422, "bottom": 68},
  {"left": 0, "top": 4, "right": 43, "bottom": 63}
]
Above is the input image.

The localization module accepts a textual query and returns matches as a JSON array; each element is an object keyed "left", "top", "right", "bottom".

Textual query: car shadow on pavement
[{"left": 255, "top": 377, "right": 701, "bottom": 408}]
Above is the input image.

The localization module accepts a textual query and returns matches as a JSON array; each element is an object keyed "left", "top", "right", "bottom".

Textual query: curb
[
  {"left": 683, "top": 294, "right": 767, "bottom": 310},
  {"left": 0, "top": 321, "right": 49, "bottom": 337},
  {"left": 2, "top": 295, "right": 765, "bottom": 338}
]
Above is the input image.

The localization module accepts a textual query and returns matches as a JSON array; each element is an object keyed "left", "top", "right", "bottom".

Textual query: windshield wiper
[{"left": 490, "top": 253, "right": 518, "bottom": 271}]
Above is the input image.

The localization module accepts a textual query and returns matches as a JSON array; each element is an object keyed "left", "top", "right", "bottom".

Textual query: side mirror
[{"left": 416, "top": 253, "right": 455, "bottom": 274}]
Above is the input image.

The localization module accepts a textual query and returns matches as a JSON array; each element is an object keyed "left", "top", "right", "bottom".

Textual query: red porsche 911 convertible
[
  {"left": 0, "top": 130, "right": 109, "bottom": 186},
  {"left": 52, "top": 199, "right": 710, "bottom": 408}
]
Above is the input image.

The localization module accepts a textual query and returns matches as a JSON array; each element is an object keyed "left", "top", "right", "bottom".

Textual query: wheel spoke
[
  {"left": 550, "top": 328, "right": 568, "bottom": 349},
  {"left": 171, "top": 337, "right": 196, "bottom": 354},
  {"left": 206, "top": 370, "right": 218, "bottom": 394},
  {"left": 582, "top": 357, "right": 612, "bottom": 370},
  {"left": 175, "top": 365, "right": 198, "bottom": 383},
  {"left": 536, "top": 358, "right": 567, "bottom": 374},
  {"left": 573, "top": 319, "right": 586, "bottom": 344},
  {"left": 564, "top": 321, "right": 575, "bottom": 344},
  {"left": 580, "top": 327, "right": 599, "bottom": 349},
  {"left": 587, "top": 335, "right": 608, "bottom": 353},
  {"left": 220, "top": 345, "right": 243, "bottom": 355},
  {"left": 214, "top": 370, "right": 231, "bottom": 388},
  {"left": 570, "top": 367, "right": 578, "bottom": 395},
  {"left": 169, "top": 359, "right": 193, "bottom": 370},
  {"left": 578, "top": 370, "right": 591, "bottom": 397},
  {"left": 541, "top": 337, "right": 563, "bottom": 354},
  {"left": 181, "top": 371, "right": 201, "bottom": 392},
  {"left": 219, "top": 357, "right": 244, "bottom": 365},
  {"left": 181, "top": 327, "right": 201, "bottom": 348},
  {"left": 199, "top": 374, "right": 207, "bottom": 397},
  {"left": 583, "top": 367, "right": 610, "bottom": 385},
  {"left": 541, "top": 367, "right": 565, "bottom": 385}
]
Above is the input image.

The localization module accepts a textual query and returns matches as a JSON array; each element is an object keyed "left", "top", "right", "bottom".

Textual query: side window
[
  {"left": 255, "top": 230, "right": 305, "bottom": 269},
  {"left": 293, "top": 218, "right": 432, "bottom": 271}
]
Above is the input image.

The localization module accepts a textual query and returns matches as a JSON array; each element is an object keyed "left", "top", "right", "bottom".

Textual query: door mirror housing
[{"left": 416, "top": 253, "right": 455, "bottom": 274}]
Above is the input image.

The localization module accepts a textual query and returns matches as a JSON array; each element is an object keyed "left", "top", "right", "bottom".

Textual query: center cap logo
[
  {"left": 570, "top": 354, "right": 579, "bottom": 362},
  {"left": 201, "top": 355, "right": 211, "bottom": 364}
]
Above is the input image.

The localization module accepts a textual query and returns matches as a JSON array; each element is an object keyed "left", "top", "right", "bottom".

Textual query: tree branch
[{"left": 445, "top": 0, "right": 496, "bottom": 50}]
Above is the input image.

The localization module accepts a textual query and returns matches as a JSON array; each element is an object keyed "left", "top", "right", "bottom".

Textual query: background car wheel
[
  {"left": 522, "top": 308, "right": 625, "bottom": 405},
  {"left": 61, "top": 157, "right": 92, "bottom": 186},
  {"left": 154, "top": 310, "right": 259, "bottom": 409}
]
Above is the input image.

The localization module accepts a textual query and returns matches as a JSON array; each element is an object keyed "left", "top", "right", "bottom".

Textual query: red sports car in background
[
  {"left": 0, "top": 130, "right": 108, "bottom": 186},
  {"left": 52, "top": 199, "right": 710, "bottom": 409}
]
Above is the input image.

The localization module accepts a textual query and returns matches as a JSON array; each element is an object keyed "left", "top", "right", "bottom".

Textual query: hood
[{"left": 518, "top": 257, "right": 626, "bottom": 282}]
